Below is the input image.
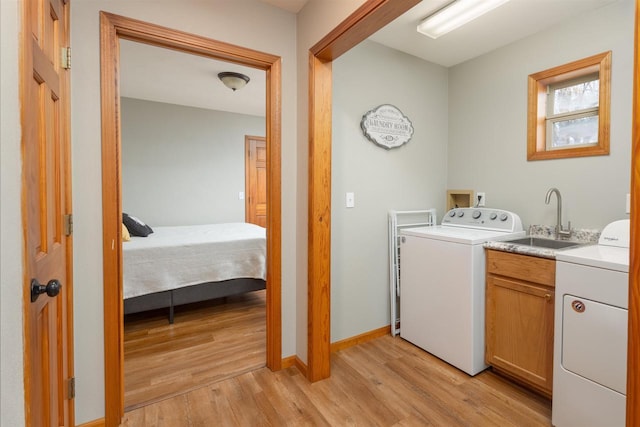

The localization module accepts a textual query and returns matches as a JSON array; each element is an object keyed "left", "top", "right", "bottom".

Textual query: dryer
[{"left": 553, "top": 219, "right": 629, "bottom": 427}]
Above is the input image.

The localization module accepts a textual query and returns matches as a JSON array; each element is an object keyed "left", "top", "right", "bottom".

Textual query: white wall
[
  {"left": 71, "top": 2, "right": 296, "bottom": 423},
  {"left": 121, "top": 98, "right": 265, "bottom": 226},
  {"left": 331, "top": 40, "right": 448, "bottom": 341},
  {"left": 0, "top": 1, "right": 26, "bottom": 425},
  {"left": 447, "top": 0, "right": 634, "bottom": 230}
]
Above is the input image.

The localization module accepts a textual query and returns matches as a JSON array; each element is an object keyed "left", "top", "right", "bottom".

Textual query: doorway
[
  {"left": 100, "top": 12, "right": 282, "bottom": 425},
  {"left": 118, "top": 44, "right": 269, "bottom": 409}
]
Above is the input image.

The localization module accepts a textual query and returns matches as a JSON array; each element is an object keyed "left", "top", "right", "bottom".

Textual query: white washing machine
[
  {"left": 399, "top": 207, "right": 524, "bottom": 376},
  {"left": 553, "top": 219, "right": 629, "bottom": 427}
]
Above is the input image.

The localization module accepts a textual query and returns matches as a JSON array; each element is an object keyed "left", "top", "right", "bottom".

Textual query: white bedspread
[{"left": 123, "top": 223, "right": 266, "bottom": 299}]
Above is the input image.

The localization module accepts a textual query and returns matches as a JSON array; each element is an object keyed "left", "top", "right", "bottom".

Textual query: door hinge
[
  {"left": 64, "top": 214, "right": 73, "bottom": 236},
  {"left": 61, "top": 47, "right": 71, "bottom": 70},
  {"left": 67, "top": 377, "right": 75, "bottom": 399}
]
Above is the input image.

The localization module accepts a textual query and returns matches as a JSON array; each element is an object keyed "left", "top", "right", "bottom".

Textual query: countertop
[{"left": 484, "top": 225, "right": 600, "bottom": 259}]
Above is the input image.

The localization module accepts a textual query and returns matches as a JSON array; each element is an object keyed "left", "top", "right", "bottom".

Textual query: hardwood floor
[
  {"left": 122, "top": 334, "right": 552, "bottom": 426},
  {"left": 124, "top": 290, "right": 266, "bottom": 410}
]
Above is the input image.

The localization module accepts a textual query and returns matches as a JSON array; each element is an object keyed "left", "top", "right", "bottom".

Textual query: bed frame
[{"left": 123, "top": 277, "right": 266, "bottom": 324}]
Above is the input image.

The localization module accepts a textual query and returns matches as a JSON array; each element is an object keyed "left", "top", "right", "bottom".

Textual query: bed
[{"left": 123, "top": 222, "right": 266, "bottom": 323}]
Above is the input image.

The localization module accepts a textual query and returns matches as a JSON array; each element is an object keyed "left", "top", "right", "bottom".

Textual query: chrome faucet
[{"left": 545, "top": 188, "right": 572, "bottom": 238}]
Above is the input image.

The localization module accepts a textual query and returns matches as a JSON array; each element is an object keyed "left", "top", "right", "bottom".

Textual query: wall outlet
[
  {"left": 239, "top": 191, "right": 245, "bottom": 200},
  {"left": 477, "top": 192, "right": 486, "bottom": 207}
]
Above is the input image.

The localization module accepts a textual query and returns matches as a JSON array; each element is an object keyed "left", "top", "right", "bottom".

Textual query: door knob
[{"left": 30, "top": 278, "right": 62, "bottom": 303}]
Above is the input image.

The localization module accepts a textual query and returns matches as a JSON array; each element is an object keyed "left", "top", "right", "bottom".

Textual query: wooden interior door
[
  {"left": 245, "top": 135, "right": 267, "bottom": 227},
  {"left": 22, "top": 0, "right": 73, "bottom": 425}
]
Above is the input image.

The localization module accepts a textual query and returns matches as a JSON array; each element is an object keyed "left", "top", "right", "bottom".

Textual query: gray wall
[
  {"left": 329, "top": 0, "right": 635, "bottom": 343},
  {"left": 331, "top": 40, "right": 449, "bottom": 342},
  {"left": 447, "top": 0, "right": 634, "bottom": 230},
  {"left": 121, "top": 97, "right": 265, "bottom": 226}
]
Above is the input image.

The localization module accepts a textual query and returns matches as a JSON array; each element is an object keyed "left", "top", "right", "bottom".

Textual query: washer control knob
[
  {"left": 449, "top": 210, "right": 456, "bottom": 217},
  {"left": 457, "top": 211, "right": 464, "bottom": 217},
  {"left": 489, "top": 213, "right": 498, "bottom": 220},
  {"left": 499, "top": 213, "right": 509, "bottom": 221},
  {"left": 472, "top": 210, "right": 481, "bottom": 219}
]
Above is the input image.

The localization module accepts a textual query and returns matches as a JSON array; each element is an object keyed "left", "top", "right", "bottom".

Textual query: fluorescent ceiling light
[{"left": 417, "top": 0, "right": 511, "bottom": 39}]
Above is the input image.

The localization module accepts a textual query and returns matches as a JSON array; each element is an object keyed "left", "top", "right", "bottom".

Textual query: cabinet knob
[{"left": 545, "top": 293, "right": 552, "bottom": 302}]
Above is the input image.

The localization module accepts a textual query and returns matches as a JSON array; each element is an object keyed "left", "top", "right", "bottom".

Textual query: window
[{"left": 527, "top": 52, "right": 611, "bottom": 160}]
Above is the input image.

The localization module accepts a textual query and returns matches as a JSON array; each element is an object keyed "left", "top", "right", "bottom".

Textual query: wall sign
[{"left": 361, "top": 104, "right": 414, "bottom": 150}]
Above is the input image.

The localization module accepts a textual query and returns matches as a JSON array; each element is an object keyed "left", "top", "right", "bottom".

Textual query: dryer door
[{"left": 562, "top": 295, "right": 628, "bottom": 394}]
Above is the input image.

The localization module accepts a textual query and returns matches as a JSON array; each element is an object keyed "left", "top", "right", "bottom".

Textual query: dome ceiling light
[{"left": 217, "top": 71, "right": 250, "bottom": 91}]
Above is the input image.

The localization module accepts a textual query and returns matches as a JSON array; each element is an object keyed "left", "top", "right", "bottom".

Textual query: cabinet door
[{"left": 486, "top": 276, "right": 554, "bottom": 395}]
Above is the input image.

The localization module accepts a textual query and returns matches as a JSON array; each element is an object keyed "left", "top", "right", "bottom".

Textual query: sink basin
[{"left": 504, "top": 237, "right": 582, "bottom": 250}]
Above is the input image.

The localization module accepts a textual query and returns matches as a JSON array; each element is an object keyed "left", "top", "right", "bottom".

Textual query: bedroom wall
[
  {"left": 331, "top": 40, "right": 448, "bottom": 342},
  {"left": 121, "top": 97, "right": 265, "bottom": 226},
  {"left": 447, "top": 0, "right": 634, "bottom": 230},
  {"left": 0, "top": 1, "right": 26, "bottom": 425},
  {"left": 71, "top": 2, "right": 297, "bottom": 423}
]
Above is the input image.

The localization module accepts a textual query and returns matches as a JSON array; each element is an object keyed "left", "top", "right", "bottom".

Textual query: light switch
[
  {"left": 239, "top": 192, "right": 245, "bottom": 200},
  {"left": 626, "top": 193, "right": 631, "bottom": 214},
  {"left": 346, "top": 192, "right": 355, "bottom": 208}
]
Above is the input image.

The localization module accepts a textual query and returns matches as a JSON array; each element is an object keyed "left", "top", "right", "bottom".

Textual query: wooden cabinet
[{"left": 485, "top": 249, "right": 555, "bottom": 397}]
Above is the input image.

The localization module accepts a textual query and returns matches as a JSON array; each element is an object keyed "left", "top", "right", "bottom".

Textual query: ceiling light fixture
[
  {"left": 417, "top": 0, "right": 511, "bottom": 39},
  {"left": 218, "top": 72, "right": 250, "bottom": 91}
]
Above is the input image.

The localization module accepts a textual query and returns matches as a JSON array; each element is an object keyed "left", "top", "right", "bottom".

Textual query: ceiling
[
  {"left": 119, "top": 0, "right": 619, "bottom": 116},
  {"left": 119, "top": 39, "right": 266, "bottom": 117},
  {"left": 258, "top": 0, "right": 308, "bottom": 13},
  {"left": 369, "top": 0, "right": 619, "bottom": 68}
]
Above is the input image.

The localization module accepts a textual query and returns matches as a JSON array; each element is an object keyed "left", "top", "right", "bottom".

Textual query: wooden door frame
[
  {"left": 99, "top": 12, "right": 282, "bottom": 425},
  {"left": 307, "top": 7, "right": 639, "bottom": 427},
  {"left": 628, "top": 1, "right": 640, "bottom": 424},
  {"left": 306, "top": 0, "right": 420, "bottom": 382},
  {"left": 245, "top": 135, "right": 266, "bottom": 226}
]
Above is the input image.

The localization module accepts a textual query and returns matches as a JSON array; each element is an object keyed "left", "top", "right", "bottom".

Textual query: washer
[
  {"left": 553, "top": 219, "right": 629, "bottom": 427},
  {"left": 399, "top": 207, "right": 524, "bottom": 376}
]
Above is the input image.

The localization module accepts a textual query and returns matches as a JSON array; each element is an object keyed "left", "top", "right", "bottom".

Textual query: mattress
[{"left": 123, "top": 222, "right": 266, "bottom": 299}]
